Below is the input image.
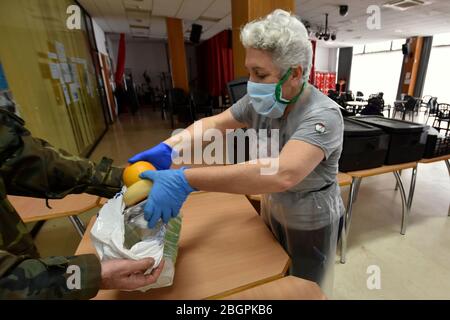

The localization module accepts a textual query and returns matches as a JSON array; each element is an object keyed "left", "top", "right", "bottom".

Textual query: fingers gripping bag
[{"left": 90, "top": 185, "right": 182, "bottom": 291}]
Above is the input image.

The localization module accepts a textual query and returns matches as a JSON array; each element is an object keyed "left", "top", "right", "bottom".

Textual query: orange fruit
[{"left": 123, "top": 161, "right": 156, "bottom": 187}]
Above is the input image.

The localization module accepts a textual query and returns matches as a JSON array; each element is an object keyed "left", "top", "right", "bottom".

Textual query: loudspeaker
[
  {"left": 402, "top": 43, "right": 409, "bottom": 55},
  {"left": 190, "top": 24, "right": 202, "bottom": 44}
]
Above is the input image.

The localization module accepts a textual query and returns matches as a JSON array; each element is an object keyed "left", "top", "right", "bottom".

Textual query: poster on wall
[
  {"left": 69, "top": 83, "right": 80, "bottom": 102},
  {"left": 49, "top": 63, "right": 61, "bottom": 80},
  {"left": 55, "top": 41, "right": 67, "bottom": 62},
  {"left": 62, "top": 84, "right": 71, "bottom": 105},
  {"left": 60, "top": 63, "right": 72, "bottom": 83},
  {"left": 70, "top": 63, "right": 79, "bottom": 84},
  {"left": 48, "top": 52, "right": 58, "bottom": 60}
]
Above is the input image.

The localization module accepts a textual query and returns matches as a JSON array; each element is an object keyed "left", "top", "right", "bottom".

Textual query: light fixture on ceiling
[
  {"left": 383, "top": 0, "right": 431, "bottom": 11},
  {"left": 339, "top": 5, "right": 349, "bottom": 17},
  {"left": 315, "top": 14, "right": 337, "bottom": 41}
]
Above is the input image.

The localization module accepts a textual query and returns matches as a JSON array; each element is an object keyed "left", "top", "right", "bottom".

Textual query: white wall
[
  {"left": 92, "top": 19, "right": 107, "bottom": 55},
  {"left": 315, "top": 45, "right": 338, "bottom": 73},
  {"left": 110, "top": 39, "right": 170, "bottom": 89}
]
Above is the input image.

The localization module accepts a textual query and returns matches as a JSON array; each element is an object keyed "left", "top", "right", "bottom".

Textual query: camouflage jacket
[{"left": 0, "top": 109, "right": 123, "bottom": 299}]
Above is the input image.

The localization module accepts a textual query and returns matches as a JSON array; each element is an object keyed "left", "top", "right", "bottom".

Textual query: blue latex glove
[
  {"left": 139, "top": 168, "right": 196, "bottom": 228},
  {"left": 128, "top": 142, "right": 173, "bottom": 170}
]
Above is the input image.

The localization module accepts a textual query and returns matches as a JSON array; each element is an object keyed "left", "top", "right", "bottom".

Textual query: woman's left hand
[{"left": 139, "top": 168, "right": 196, "bottom": 228}]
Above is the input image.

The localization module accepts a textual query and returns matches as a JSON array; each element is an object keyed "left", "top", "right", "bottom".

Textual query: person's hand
[
  {"left": 100, "top": 258, "right": 164, "bottom": 290},
  {"left": 128, "top": 142, "right": 173, "bottom": 170},
  {"left": 140, "top": 168, "right": 196, "bottom": 228}
]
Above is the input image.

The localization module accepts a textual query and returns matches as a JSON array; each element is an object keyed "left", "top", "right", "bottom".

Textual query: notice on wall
[
  {"left": 60, "top": 63, "right": 72, "bottom": 83},
  {"left": 61, "top": 84, "right": 71, "bottom": 105},
  {"left": 55, "top": 41, "right": 67, "bottom": 62},
  {"left": 70, "top": 63, "right": 79, "bottom": 84},
  {"left": 69, "top": 83, "right": 80, "bottom": 102},
  {"left": 404, "top": 72, "right": 411, "bottom": 85},
  {"left": 48, "top": 52, "right": 58, "bottom": 60},
  {"left": 49, "top": 63, "right": 61, "bottom": 80}
]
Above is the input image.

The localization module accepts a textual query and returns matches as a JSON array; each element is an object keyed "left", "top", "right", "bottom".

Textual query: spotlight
[{"left": 339, "top": 5, "right": 349, "bottom": 17}]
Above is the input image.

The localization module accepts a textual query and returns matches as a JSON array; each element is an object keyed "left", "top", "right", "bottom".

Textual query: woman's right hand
[{"left": 128, "top": 142, "right": 173, "bottom": 170}]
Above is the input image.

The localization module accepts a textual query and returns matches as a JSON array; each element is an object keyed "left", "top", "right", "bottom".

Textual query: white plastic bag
[{"left": 91, "top": 187, "right": 181, "bottom": 291}]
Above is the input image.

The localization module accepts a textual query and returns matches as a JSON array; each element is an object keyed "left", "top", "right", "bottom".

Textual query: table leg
[
  {"left": 407, "top": 166, "right": 418, "bottom": 212},
  {"left": 69, "top": 216, "right": 86, "bottom": 238},
  {"left": 352, "top": 178, "right": 362, "bottom": 202},
  {"left": 340, "top": 177, "right": 360, "bottom": 264},
  {"left": 446, "top": 160, "right": 450, "bottom": 216},
  {"left": 393, "top": 171, "right": 408, "bottom": 235},
  {"left": 395, "top": 169, "right": 402, "bottom": 190}
]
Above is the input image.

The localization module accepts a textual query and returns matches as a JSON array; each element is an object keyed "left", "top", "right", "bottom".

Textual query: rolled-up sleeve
[{"left": 290, "top": 107, "right": 343, "bottom": 160}]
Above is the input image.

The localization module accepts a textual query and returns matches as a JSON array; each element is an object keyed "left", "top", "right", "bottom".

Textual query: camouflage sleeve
[
  {"left": 0, "top": 250, "right": 101, "bottom": 300},
  {"left": 0, "top": 183, "right": 101, "bottom": 299},
  {"left": 0, "top": 109, "right": 124, "bottom": 200}
]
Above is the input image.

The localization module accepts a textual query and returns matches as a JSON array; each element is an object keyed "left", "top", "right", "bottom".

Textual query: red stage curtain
[
  {"left": 115, "top": 33, "right": 126, "bottom": 88},
  {"left": 309, "top": 40, "right": 316, "bottom": 85},
  {"left": 197, "top": 30, "right": 234, "bottom": 97}
]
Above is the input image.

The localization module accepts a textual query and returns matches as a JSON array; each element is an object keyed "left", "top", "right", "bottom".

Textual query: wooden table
[
  {"left": 340, "top": 162, "right": 418, "bottom": 263},
  {"left": 221, "top": 276, "right": 326, "bottom": 300},
  {"left": 419, "top": 154, "right": 450, "bottom": 216},
  {"left": 76, "top": 192, "right": 290, "bottom": 300},
  {"left": 346, "top": 101, "right": 368, "bottom": 115},
  {"left": 8, "top": 194, "right": 101, "bottom": 237},
  {"left": 346, "top": 101, "right": 368, "bottom": 107}
]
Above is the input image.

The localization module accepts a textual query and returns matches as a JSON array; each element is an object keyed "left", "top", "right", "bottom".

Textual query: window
[
  {"left": 364, "top": 41, "right": 392, "bottom": 53},
  {"left": 350, "top": 40, "right": 404, "bottom": 105},
  {"left": 423, "top": 36, "right": 450, "bottom": 103},
  {"left": 353, "top": 45, "right": 365, "bottom": 55},
  {"left": 432, "top": 32, "right": 450, "bottom": 46},
  {"left": 391, "top": 39, "right": 405, "bottom": 51}
]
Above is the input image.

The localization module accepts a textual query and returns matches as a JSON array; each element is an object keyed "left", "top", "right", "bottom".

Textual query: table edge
[{"left": 206, "top": 258, "right": 291, "bottom": 300}]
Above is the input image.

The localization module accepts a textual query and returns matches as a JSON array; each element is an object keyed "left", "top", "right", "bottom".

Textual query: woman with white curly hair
[{"left": 129, "top": 9, "right": 344, "bottom": 296}]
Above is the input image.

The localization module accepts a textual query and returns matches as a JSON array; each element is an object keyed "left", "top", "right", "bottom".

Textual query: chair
[
  {"left": 421, "top": 95, "right": 432, "bottom": 113},
  {"left": 393, "top": 96, "right": 419, "bottom": 121},
  {"left": 356, "top": 91, "right": 364, "bottom": 101},
  {"left": 425, "top": 97, "right": 439, "bottom": 124},
  {"left": 343, "top": 91, "right": 355, "bottom": 101},
  {"left": 190, "top": 90, "right": 213, "bottom": 120},
  {"left": 227, "top": 78, "right": 248, "bottom": 104},
  {"left": 167, "top": 88, "right": 192, "bottom": 128},
  {"left": 433, "top": 103, "right": 450, "bottom": 134},
  {"left": 361, "top": 95, "right": 384, "bottom": 116}
]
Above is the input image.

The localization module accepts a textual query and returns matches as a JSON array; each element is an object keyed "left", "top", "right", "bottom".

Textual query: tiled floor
[{"left": 33, "top": 107, "right": 450, "bottom": 299}]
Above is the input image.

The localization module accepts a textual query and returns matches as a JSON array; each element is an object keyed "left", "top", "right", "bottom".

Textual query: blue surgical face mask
[{"left": 247, "top": 68, "right": 306, "bottom": 119}]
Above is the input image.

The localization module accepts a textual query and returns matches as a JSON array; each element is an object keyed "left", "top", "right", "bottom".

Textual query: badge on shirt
[{"left": 315, "top": 123, "right": 326, "bottom": 134}]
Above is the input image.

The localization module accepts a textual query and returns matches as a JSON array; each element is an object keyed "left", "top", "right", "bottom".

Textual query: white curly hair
[{"left": 240, "top": 9, "right": 312, "bottom": 82}]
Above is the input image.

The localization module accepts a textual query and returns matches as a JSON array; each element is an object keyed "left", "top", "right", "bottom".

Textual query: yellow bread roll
[{"left": 123, "top": 179, "right": 153, "bottom": 207}]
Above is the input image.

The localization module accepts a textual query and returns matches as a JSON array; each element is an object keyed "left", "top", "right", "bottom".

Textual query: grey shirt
[{"left": 230, "top": 85, "right": 344, "bottom": 229}]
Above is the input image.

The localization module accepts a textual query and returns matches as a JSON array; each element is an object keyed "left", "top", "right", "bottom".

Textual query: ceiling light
[
  {"left": 383, "top": 0, "right": 431, "bottom": 11},
  {"left": 315, "top": 13, "right": 337, "bottom": 42}
]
